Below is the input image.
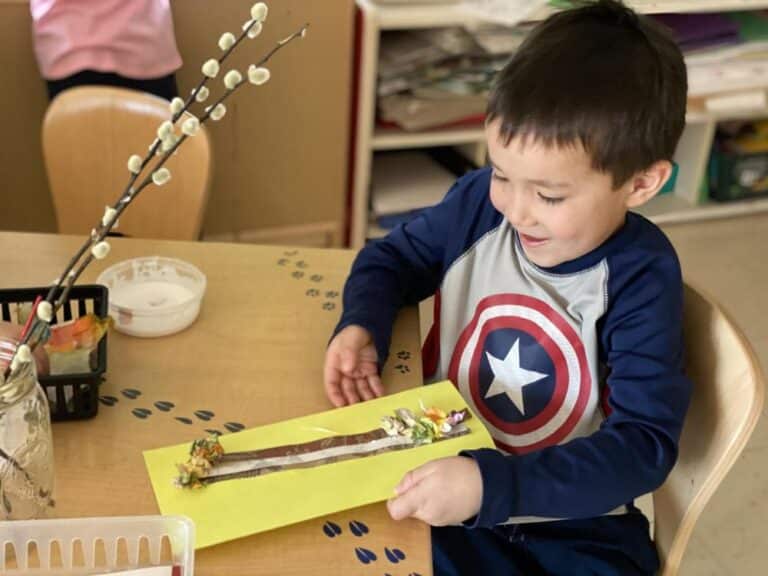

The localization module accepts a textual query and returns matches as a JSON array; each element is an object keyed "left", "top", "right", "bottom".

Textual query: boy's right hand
[{"left": 324, "top": 325, "right": 384, "bottom": 407}]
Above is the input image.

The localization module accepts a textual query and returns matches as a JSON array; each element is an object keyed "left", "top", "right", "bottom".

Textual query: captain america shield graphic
[{"left": 448, "top": 294, "right": 592, "bottom": 454}]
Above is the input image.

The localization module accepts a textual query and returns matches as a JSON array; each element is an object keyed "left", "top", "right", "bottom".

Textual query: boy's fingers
[
  {"left": 395, "top": 464, "right": 432, "bottom": 495},
  {"left": 325, "top": 382, "right": 347, "bottom": 407},
  {"left": 368, "top": 374, "right": 384, "bottom": 397},
  {"left": 341, "top": 376, "right": 361, "bottom": 404},
  {"left": 356, "top": 362, "right": 382, "bottom": 397},
  {"left": 323, "top": 355, "right": 347, "bottom": 407},
  {"left": 387, "top": 490, "right": 421, "bottom": 521},
  {"left": 356, "top": 378, "right": 375, "bottom": 401}
]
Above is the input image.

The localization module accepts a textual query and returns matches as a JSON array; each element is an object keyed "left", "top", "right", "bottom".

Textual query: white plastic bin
[{"left": 0, "top": 515, "right": 194, "bottom": 575}]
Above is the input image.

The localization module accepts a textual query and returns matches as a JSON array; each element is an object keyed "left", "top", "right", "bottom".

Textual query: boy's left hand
[{"left": 386, "top": 456, "right": 483, "bottom": 526}]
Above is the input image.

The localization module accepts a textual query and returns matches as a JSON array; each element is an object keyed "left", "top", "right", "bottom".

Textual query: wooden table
[{"left": 0, "top": 232, "right": 430, "bottom": 576}]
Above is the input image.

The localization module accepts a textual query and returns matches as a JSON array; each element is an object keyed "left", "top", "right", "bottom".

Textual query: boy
[{"left": 324, "top": 1, "right": 691, "bottom": 574}]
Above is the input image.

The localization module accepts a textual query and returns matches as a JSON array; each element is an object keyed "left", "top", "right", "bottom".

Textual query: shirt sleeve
[
  {"left": 462, "top": 251, "right": 692, "bottom": 526},
  {"left": 333, "top": 170, "right": 492, "bottom": 369}
]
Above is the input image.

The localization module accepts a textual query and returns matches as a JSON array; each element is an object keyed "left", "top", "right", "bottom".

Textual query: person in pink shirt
[{"left": 31, "top": 0, "right": 183, "bottom": 101}]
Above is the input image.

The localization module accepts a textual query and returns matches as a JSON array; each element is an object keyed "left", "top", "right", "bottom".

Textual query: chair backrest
[
  {"left": 654, "top": 282, "right": 765, "bottom": 575},
  {"left": 42, "top": 86, "right": 212, "bottom": 240}
]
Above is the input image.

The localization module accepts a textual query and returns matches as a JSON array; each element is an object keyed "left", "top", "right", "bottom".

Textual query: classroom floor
[{"left": 417, "top": 212, "right": 768, "bottom": 575}]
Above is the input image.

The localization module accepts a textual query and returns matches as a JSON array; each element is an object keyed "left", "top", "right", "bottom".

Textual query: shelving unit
[
  {"left": 372, "top": 126, "right": 486, "bottom": 150},
  {"left": 350, "top": 0, "right": 768, "bottom": 247}
]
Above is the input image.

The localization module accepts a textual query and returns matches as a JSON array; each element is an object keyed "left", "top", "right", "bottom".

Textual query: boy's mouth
[{"left": 518, "top": 232, "right": 549, "bottom": 247}]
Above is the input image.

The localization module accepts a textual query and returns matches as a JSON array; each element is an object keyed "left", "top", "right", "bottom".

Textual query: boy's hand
[
  {"left": 324, "top": 325, "right": 383, "bottom": 407},
  {"left": 387, "top": 456, "right": 483, "bottom": 526}
]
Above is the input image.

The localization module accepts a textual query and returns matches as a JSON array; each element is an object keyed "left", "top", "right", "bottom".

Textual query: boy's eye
[
  {"left": 538, "top": 192, "right": 565, "bottom": 205},
  {"left": 491, "top": 171, "right": 508, "bottom": 182}
]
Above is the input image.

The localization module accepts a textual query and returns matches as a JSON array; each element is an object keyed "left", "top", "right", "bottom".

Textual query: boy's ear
[{"left": 624, "top": 160, "right": 673, "bottom": 208}]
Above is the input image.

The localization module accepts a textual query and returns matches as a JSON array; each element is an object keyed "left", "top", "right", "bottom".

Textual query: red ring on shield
[
  {"left": 469, "top": 316, "right": 567, "bottom": 435},
  {"left": 449, "top": 294, "right": 591, "bottom": 454}
]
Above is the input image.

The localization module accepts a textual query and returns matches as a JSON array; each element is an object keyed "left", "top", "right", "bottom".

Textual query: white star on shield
[{"left": 484, "top": 338, "right": 549, "bottom": 415}]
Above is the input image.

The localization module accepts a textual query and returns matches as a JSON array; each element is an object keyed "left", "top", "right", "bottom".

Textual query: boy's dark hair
[{"left": 486, "top": 0, "right": 687, "bottom": 187}]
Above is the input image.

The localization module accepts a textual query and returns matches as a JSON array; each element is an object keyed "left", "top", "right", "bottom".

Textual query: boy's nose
[{"left": 506, "top": 194, "right": 537, "bottom": 228}]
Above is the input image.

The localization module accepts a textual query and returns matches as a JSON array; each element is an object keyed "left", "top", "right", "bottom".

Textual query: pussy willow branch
[
  {"left": 2, "top": 22, "right": 309, "bottom": 384},
  {"left": 174, "top": 16, "right": 260, "bottom": 124}
]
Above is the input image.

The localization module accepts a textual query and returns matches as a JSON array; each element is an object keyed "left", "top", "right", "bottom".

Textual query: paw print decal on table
[
  {"left": 392, "top": 349, "right": 415, "bottom": 376},
  {"left": 322, "top": 521, "right": 342, "bottom": 538},
  {"left": 99, "top": 395, "right": 118, "bottom": 406},
  {"left": 319, "top": 518, "right": 416, "bottom": 571},
  {"left": 349, "top": 520, "right": 369, "bottom": 537},
  {"left": 224, "top": 422, "right": 245, "bottom": 433},
  {"left": 384, "top": 547, "right": 406, "bottom": 564},
  {"left": 194, "top": 409, "right": 215, "bottom": 421},
  {"left": 354, "top": 547, "right": 377, "bottom": 564},
  {"left": 99, "top": 387, "right": 245, "bottom": 434},
  {"left": 131, "top": 408, "right": 152, "bottom": 419}
]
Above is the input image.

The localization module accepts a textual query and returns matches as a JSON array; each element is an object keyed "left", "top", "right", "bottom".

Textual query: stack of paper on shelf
[
  {"left": 371, "top": 151, "right": 457, "bottom": 228},
  {"left": 377, "top": 27, "right": 512, "bottom": 131},
  {"left": 652, "top": 11, "right": 768, "bottom": 114},
  {"left": 461, "top": 0, "right": 550, "bottom": 27}
]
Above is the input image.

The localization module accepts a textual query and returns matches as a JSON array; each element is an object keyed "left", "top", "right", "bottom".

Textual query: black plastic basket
[{"left": 0, "top": 284, "right": 108, "bottom": 421}]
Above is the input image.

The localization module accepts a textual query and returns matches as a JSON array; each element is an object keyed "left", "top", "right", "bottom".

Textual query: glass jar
[{"left": 0, "top": 338, "right": 55, "bottom": 519}]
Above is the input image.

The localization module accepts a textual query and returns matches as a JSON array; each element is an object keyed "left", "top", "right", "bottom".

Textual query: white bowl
[{"left": 96, "top": 256, "right": 206, "bottom": 337}]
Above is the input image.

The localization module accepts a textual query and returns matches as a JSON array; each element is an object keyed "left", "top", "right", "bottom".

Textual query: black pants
[
  {"left": 46, "top": 70, "right": 179, "bottom": 101},
  {"left": 433, "top": 509, "right": 659, "bottom": 576}
]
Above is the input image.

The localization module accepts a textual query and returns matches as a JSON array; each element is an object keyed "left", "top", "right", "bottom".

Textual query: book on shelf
[{"left": 655, "top": 13, "right": 741, "bottom": 52}]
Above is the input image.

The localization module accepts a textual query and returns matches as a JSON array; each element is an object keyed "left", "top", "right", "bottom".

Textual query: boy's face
[{"left": 486, "top": 120, "right": 643, "bottom": 268}]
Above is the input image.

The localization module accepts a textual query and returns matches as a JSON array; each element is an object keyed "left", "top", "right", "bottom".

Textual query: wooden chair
[
  {"left": 42, "top": 86, "right": 212, "bottom": 240},
  {"left": 654, "top": 282, "right": 765, "bottom": 575}
]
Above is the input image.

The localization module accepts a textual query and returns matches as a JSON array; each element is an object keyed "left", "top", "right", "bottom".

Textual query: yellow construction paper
[{"left": 143, "top": 381, "right": 495, "bottom": 548}]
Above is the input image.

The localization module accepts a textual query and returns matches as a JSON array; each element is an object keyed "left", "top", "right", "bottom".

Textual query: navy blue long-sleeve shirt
[{"left": 335, "top": 167, "right": 691, "bottom": 525}]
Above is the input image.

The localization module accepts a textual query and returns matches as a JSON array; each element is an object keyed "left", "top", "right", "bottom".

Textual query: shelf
[
  {"left": 639, "top": 194, "right": 768, "bottom": 224},
  {"left": 534, "top": 1, "right": 768, "bottom": 21},
  {"left": 687, "top": 106, "right": 768, "bottom": 123},
  {"left": 351, "top": 0, "right": 768, "bottom": 248},
  {"left": 359, "top": 0, "right": 476, "bottom": 30},
  {"left": 360, "top": 1, "right": 768, "bottom": 30},
  {"left": 373, "top": 107, "right": 768, "bottom": 151},
  {"left": 366, "top": 194, "right": 768, "bottom": 242},
  {"left": 372, "top": 126, "right": 485, "bottom": 150},
  {"left": 370, "top": 108, "right": 768, "bottom": 150}
]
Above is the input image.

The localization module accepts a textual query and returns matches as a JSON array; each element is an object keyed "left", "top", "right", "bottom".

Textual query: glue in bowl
[{"left": 96, "top": 256, "right": 206, "bottom": 337}]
